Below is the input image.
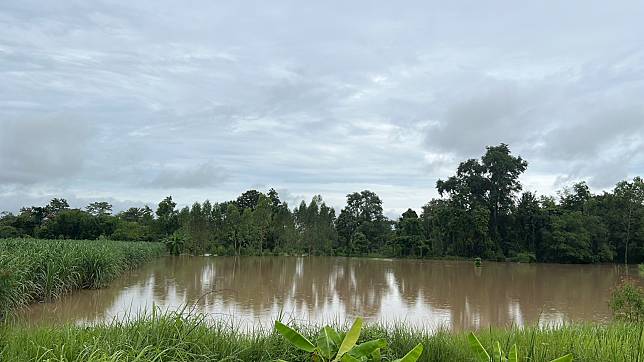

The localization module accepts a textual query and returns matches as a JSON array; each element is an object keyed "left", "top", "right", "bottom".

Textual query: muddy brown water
[{"left": 16, "top": 256, "right": 643, "bottom": 330}]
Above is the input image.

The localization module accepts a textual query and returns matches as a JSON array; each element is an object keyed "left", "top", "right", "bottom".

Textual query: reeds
[{"left": 0, "top": 238, "right": 165, "bottom": 318}]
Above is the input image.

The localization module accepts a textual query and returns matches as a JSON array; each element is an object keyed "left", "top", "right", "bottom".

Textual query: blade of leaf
[
  {"left": 326, "top": 326, "right": 343, "bottom": 347},
  {"left": 371, "top": 348, "right": 382, "bottom": 362},
  {"left": 274, "top": 320, "right": 316, "bottom": 353},
  {"left": 549, "top": 354, "right": 573, "bottom": 362},
  {"left": 317, "top": 326, "right": 337, "bottom": 359},
  {"left": 348, "top": 339, "right": 387, "bottom": 358},
  {"left": 468, "top": 332, "right": 491, "bottom": 362},
  {"left": 392, "top": 343, "right": 424, "bottom": 362},
  {"left": 508, "top": 344, "right": 518, "bottom": 362},
  {"left": 334, "top": 318, "right": 363, "bottom": 361},
  {"left": 493, "top": 341, "right": 503, "bottom": 362},
  {"left": 340, "top": 354, "right": 361, "bottom": 362}
]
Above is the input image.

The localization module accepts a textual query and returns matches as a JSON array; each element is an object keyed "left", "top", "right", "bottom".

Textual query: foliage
[
  {"left": 1, "top": 144, "right": 643, "bottom": 264},
  {"left": 2, "top": 312, "right": 640, "bottom": 361},
  {"left": 609, "top": 279, "right": 644, "bottom": 322},
  {"left": 275, "top": 317, "right": 424, "bottom": 362},
  {"left": 164, "top": 232, "right": 185, "bottom": 256},
  {"left": 467, "top": 331, "right": 573, "bottom": 362},
  {"left": 0, "top": 238, "right": 164, "bottom": 319}
]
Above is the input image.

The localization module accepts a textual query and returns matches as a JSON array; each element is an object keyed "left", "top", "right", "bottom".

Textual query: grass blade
[
  {"left": 550, "top": 354, "right": 573, "bottom": 362},
  {"left": 508, "top": 344, "right": 518, "bottom": 362},
  {"left": 468, "top": 332, "right": 491, "bottom": 362}
]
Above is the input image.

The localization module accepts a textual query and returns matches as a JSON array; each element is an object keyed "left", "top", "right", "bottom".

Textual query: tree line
[{"left": 1, "top": 144, "right": 642, "bottom": 264}]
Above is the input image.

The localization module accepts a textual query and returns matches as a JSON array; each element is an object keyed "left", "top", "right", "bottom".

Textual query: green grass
[
  {"left": 0, "top": 238, "right": 165, "bottom": 318},
  {"left": 1, "top": 311, "right": 643, "bottom": 361}
]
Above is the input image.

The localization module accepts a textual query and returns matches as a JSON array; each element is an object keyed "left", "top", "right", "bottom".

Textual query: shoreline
[{"left": 2, "top": 311, "right": 642, "bottom": 361}]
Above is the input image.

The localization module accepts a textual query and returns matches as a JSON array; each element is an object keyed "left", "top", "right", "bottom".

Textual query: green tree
[
  {"left": 85, "top": 201, "right": 113, "bottom": 217},
  {"left": 393, "top": 209, "right": 426, "bottom": 257},
  {"left": 253, "top": 195, "right": 272, "bottom": 254},
  {"left": 437, "top": 144, "right": 527, "bottom": 256},
  {"left": 236, "top": 190, "right": 262, "bottom": 211},
  {"left": 613, "top": 177, "right": 644, "bottom": 264},
  {"left": 337, "top": 190, "right": 389, "bottom": 254},
  {"left": 156, "top": 196, "right": 179, "bottom": 237},
  {"left": 541, "top": 211, "right": 593, "bottom": 263},
  {"left": 224, "top": 203, "right": 242, "bottom": 255}
]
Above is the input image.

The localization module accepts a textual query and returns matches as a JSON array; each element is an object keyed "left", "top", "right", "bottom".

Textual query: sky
[{"left": 1, "top": 1, "right": 643, "bottom": 217}]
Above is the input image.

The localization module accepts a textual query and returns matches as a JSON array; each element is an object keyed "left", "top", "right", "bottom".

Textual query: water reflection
[{"left": 18, "top": 257, "right": 642, "bottom": 331}]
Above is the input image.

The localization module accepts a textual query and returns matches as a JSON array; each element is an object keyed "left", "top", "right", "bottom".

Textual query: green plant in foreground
[
  {"left": 468, "top": 332, "right": 573, "bottom": 362},
  {"left": 609, "top": 279, "right": 644, "bottom": 322},
  {"left": 275, "top": 317, "right": 423, "bottom": 361}
]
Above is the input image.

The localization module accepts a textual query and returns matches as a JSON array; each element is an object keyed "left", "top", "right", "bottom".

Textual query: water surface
[{"left": 18, "top": 256, "right": 642, "bottom": 330}]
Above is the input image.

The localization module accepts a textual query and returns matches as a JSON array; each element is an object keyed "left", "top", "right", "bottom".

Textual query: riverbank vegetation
[
  {"left": 610, "top": 279, "right": 644, "bottom": 323},
  {"left": 0, "top": 238, "right": 165, "bottom": 319},
  {"left": 1, "top": 144, "right": 642, "bottom": 264},
  {"left": 1, "top": 311, "right": 642, "bottom": 361}
]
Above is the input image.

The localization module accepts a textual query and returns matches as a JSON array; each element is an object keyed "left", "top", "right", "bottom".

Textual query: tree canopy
[{"left": 1, "top": 144, "right": 642, "bottom": 264}]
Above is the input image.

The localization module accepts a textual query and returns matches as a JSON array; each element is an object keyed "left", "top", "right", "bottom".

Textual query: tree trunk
[{"left": 625, "top": 204, "right": 632, "bottom": 265}]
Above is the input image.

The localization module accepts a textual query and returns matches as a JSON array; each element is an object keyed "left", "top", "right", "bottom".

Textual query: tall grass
[
  {"left": 1, "top": 311, "right": 643, "bottom": 361},
  {"left": 0, "top": 238, "right": 165, "bottom": 318}
]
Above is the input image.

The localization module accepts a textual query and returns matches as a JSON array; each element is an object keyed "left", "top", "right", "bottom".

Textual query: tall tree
[
  {"left": 224, "top": 203, "right": 241, "bottom": 255},
  {"left": 86, "top": 201, "right": 113, "bottom": 217},
  {"left": 156, "top": 196, "right": 179, "bottom": 236},
  {"left": 337, "top": 190, "right": 389, "bottom": 254},
  {"left": 482, "top": 144, "right": 528, "bottom": 244},
  {"left": 235, "top": 190, "right": 262, "bottom": 211},
  {"left": 614, "top": 177, "right": 644, "bottom": 264},
  {"left": 437, "top": 144, "right": 527, "bottom": 256}
]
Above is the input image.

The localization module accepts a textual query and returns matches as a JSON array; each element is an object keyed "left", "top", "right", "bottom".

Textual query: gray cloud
[
  {"left": 1, "top": 0, "right": 643, "bottom": 213},
  {"left": 0, "top": 117, "right": 94, "bottom": 184},
  {"left": 147, "top": 162, "right": 228, "bottom": 189}
]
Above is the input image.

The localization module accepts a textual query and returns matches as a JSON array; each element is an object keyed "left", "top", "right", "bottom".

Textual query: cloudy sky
[{"left": 1, "top": 1, "right": 643, "bottom": 216}]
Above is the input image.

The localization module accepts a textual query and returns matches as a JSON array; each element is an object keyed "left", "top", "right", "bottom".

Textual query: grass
[
  {"left": 1, "top": 311, "right": 643, "bottom": 361},
  {"left": 0, "top": 238, "right": 165, "bottom": 319}
]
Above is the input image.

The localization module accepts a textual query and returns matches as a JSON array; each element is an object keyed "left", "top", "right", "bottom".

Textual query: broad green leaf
[
  {"left": 274, "top": 320, "right": 315, "bottom": 353},
  {"left": 340, "top": 354, "right": 361, "bottom": 362},
  {"left": 493, "top": 341, "right": 504, "bottom": 362},
  {"left": 371, "top": 348, "right": 382, "bottom": 362},
  {"left": 326, "top": 326, "right": 343, "bottom": 346},
  {"left": 508, "top": 344, "right": 518, "bottom": 362},
  {"left": 468, "top": 332, "right": 491, "bottom": 362},
  {"left": 348, "top": 339, "right": 387, "bottom": 358},
  {"left": 392, "top": 343, "right": 424, "bottom": 362},
  {"left": 334, "top": 318, "right": 363, "bottom": 361},
  {"left": 550, "top": 354, "right": 573, "bottom": 362},
  {"left": 317, "top": 326, "right": 338, "bottom": 359}
]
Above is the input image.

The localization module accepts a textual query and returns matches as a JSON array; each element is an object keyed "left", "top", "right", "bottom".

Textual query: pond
[{"left": 17, "top": 256, "right": 642, "bottom": 330}]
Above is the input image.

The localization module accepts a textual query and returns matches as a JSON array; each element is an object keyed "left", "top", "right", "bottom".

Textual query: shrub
[{"left": 609, "top": 279, "right": 644, "bottom": 322}]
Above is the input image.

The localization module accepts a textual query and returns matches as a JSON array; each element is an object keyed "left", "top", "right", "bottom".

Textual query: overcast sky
[{"left": 1, "top": 1, "right": 643, "bottom": 217}]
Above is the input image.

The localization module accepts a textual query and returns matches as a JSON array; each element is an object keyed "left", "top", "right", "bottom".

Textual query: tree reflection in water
[{"left": 18, "top": 257, "right": 642, "bottom": 331}]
